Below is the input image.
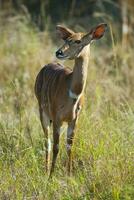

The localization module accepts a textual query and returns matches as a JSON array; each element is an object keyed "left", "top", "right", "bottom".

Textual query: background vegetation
[{"left": 0, "top": 0, "right": 134, "bottom": 199}]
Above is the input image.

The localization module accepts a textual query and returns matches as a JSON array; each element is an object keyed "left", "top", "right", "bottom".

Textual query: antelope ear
[
  {"left": 90, "top": 23, "right": 107, "bottom": 40},
  {"left": 56, "top": 25, "right": 75, "bottom": 40}
]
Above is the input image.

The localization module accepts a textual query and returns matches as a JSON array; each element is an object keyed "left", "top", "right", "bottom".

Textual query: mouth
[{"left": 56, "top": 54, "right": 69, "bottom": 60}]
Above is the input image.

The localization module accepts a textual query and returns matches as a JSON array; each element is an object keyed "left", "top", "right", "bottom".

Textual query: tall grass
[{"left": 0, "top": 14, "right": 134, "bottom": 200}]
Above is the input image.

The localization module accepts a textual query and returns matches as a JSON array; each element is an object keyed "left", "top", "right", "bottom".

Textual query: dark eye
[{"left": 75, "top": 40, "right": 81, "bottom": 44}]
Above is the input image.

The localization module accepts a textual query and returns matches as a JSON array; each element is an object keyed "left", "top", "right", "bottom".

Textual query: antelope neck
[{"left": 70, "top": 53, "right": 89, "bottom": 98}]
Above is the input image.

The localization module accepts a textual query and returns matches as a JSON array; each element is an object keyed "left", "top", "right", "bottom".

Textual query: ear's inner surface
[{"left": 91, "top": 23, "right": 107, "bottom": 40}]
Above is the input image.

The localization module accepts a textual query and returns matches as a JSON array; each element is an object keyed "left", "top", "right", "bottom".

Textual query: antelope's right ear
[{"left": 56, "top": 25, "right": 75, "bottom": 40}]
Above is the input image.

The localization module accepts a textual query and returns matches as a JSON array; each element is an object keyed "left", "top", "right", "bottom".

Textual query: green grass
[{"left": 0, "top": 15, "right": 134, "bottom": 200}]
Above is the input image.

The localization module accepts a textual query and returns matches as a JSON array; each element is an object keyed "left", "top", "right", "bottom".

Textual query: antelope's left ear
[{"left": 90, "top": 23, "right": 107, "bottom": 40}]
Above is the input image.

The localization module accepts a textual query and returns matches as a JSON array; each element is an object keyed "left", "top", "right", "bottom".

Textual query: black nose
[{"left": 56, "top": 50, "right": 63, "bottom": 57}]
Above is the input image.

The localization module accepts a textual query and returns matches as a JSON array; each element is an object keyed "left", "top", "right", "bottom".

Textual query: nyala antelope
[{"left": 35, "top": 23, "right": 107, "bottom": 176}]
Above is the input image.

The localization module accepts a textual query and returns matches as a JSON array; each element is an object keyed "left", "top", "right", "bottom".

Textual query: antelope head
[{"left": 56, "top": 23, "right": 107, "bottom": 60}]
